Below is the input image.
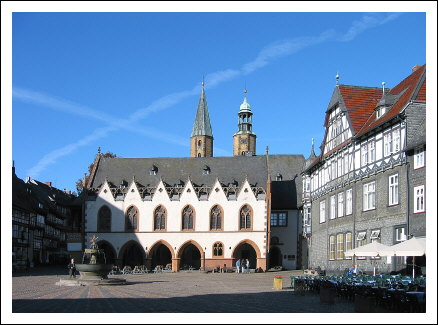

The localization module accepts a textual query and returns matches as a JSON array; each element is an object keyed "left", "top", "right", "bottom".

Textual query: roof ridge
[{"left": 339, "top": 84, "right": 387, "bottom": 91}]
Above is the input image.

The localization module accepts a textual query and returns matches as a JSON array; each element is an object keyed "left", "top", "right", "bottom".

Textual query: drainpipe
[{"left": 406, "top": 161, "right": 410, "bottom": 238}]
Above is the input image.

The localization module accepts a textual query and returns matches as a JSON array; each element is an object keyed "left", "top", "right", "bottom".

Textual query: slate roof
[
  {"left": 12, "top": 167, "right": 81, "bottom": 215},
  {"left": 404, "top": 116, "right": 426, "bottom": 152},
  {"left": 88, "top": 154, "right": 305, "bottom": 208},
  {"left": 268, "top": 155, "right": 305, "bottom": 209},
  {"left": 12, "top": 170, "right": 33, "bottom": 212},
  {"left": 191, "top": 87, "right": 213, "bottom": 137}
]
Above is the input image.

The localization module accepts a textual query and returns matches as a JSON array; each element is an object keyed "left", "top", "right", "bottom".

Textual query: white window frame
[
  {"left": 329, "top": 235, "right": 336, "bottom": 260},
  {"left": 330, "top": 195, "right": 336, "bottom": 220},
  {"left": 320, "top": 200, "right": 326, "bottom": 223},
  {"left": 369, "top": 140, "right": 376, "bottom": 163},
  {"left": 306, "top": 178, "right": 311, "bottom": 192},
  {"left": 363, "top": 181, "right": 376, "bottom": 211},
  {"left": 338, "top": 156, "right": 343, "bottom": 177},
  {"left": 344, "top": 154, "right": 349, "bottom": 174},
  {"left": 332, "top": 160, "right": 337, "bottom": 180},
  {"left": 393, "top": 129, "right": 400, "bottom": 153},
  {"left": 346, "top": 189, "right": 353, "bottom": 215},
  {"left": 395, "top": 227, "right": 407, "bottom": 242},
  {"left": 338, "top": 192, "right": 344, "bottom": 218},
  {"left": 414, "top": 146, "right": 425, "bottom": 169},
  {"left": 345, "top": 232, "right": 353, "bottom": 260},
  {"left": 376, "top": 106, "right": 386, "bottom": 119},
  {"left": 388, "top": 174, "right": 399, "bottom": 206},
  {"left": 356, "top": 231, "right": 367, "bottom": 260},
  {"left": 370, "top": 229, "right": 381, "bottom": 243},
  {"left": 414, "top": 185, "right": 425, "bottom": 213},
  {"left": 384, "top": 132, "right": 393, "bottom": 157},
  {"left": 336, "top": 233, "right": 344, "bottom": 260},
  {"left": 361, "top": 142, "right": 368, "bottom": 166}
]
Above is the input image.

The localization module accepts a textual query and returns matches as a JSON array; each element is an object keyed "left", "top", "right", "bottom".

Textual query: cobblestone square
[{"left": 12, "top": 268, "right": 355, "bottom": 314}]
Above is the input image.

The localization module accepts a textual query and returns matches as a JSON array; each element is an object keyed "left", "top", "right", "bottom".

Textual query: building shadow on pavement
[{"left": 13, "top": 291, "right": 356, "bottom": 313}]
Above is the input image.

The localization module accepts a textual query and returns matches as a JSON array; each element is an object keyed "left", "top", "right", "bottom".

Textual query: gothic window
[
  {"left": 182, "top": 205, "right": 195, "bottom": 230},
  {"left": 213, "top": 242, "right": 224, "bottom": 257},
  {"left": 154, "top": 205, "right": 166, "bottom": 231},
  {"left": 239, "top": 205, "right": 252, "bottom": 230},
  {"left": 210, "top": 205, "right": 223, "bottom": 230},
  {"left": 125, "top": 205, "right": 139, "bottom": 231},
  {"left": 97, "top": 205, "right": 111, "bottom": 232}
]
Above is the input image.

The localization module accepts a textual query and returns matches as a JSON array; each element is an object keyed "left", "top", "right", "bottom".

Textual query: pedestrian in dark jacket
[{"left": 68, "top": 258, "right": 77, "bottom": 278}]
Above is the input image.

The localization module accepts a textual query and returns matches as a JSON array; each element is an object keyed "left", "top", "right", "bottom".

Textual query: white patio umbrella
[
  {"left": 387, "top": 237, "right": 426, "bottom": 279},
  {"left": 344, "top": 241, "right": 393, "bottom": 275},
  {"left": 344, "top": 241, "right": 393, "bottom": 257}
]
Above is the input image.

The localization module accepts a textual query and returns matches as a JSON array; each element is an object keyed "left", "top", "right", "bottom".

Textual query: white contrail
[
  {"left": 338, "top": 13, "right": 403, "bottom": 42},
  {"left": 242, "top": 29, "right": 336, "bottom": 75},
  {"left": 27, "top": 126, "right": 117, "bottom": 178},
  {"left": 22, "top": 13, "right": 401, "bottom": 179}
]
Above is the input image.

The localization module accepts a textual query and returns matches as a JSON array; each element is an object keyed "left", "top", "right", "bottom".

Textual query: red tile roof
[
  {"left": 338, "top": 86, "right": 384, "bottom": 134},
  {"left": 303, "top": 65, "right": 426, "bottom": 174},
  {"left": 355, "top": 64, "right": 426, "bottom": 137}
]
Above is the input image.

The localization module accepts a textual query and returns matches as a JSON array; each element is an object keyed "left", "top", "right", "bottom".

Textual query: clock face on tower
[{"left": 240, "top": 138, "right": 248, "bottom": 145}]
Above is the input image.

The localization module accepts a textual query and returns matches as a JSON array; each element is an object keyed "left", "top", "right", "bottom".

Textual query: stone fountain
[{"left": 56, "top": 235, "right": 126, "bottom": 286}]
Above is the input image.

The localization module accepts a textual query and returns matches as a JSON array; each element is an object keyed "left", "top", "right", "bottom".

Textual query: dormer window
[
  {"left": 202, "top": 165, "right": 210, "bottom": 175},
  {"left": 376, "top": 106, "right": 387, "bottom": 119},
  {"left": 149, "top": 165, "right": 158, "bottom": 175}
]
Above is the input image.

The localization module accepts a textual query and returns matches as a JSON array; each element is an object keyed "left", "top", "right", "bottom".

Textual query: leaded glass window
[
  {"left": 210, "top": 205, "right": 222, "bottom": 230},
  {"left": 182, "top": 206, "right": 194, "bottom": 230},
  {"left": 154, "top": 205, "right": 166, "bottom": 230},
  {"left": 97, "top": 205, "right": 111, "bottom": 232},
  {"left": 240, "top": 205, "right": 252, "bottom": 230},
  {"left": 126, "top": 206, "right": 138, "bottom": 231},
  {"left": 213, "top": 242, "right": 223, "bottom": 257}
]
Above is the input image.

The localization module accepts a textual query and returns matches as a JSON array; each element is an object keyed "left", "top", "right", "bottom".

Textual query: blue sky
[{"left": 7, "top": 8, "right": 429, "bottom": 193}]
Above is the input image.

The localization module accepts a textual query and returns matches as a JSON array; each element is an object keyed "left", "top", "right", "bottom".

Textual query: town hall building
[{"left": 81, "top": 84, "right": 305, "bottom": 272}]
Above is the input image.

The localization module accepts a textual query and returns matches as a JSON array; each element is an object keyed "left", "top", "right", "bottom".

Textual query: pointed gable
[
  {"left": 191, "top": 87, "right": 213, "bottom": 137},
  {"left": 338, "top": 85, "right": 383, "bottom": 134}
]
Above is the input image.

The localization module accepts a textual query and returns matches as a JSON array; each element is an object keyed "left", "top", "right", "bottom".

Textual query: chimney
[
  {"left": 45, "top": 181, "right": 52, "bottom": 187},
  {"left": 412, "top": 65, "right": 422, "bottom": 72},
  {"left": 26, "top": 176, "right": 31, "bottom": 183}
]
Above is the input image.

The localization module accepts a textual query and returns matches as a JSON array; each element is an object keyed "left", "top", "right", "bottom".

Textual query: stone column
[{"left": 172, "top": 258, "right": 181, "bottom": 272}]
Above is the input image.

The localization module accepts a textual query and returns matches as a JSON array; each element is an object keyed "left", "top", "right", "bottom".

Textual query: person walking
[
  {"left": 68, "top": 258, "right": 77, "bottom": 278},
  {"left": 241, "top": 259, "right": 246, "bottom": 273},
  {"left": 245, "top": 259, "right": 250, "bottom": 273},
  {"left": 235, "top": 259, "right": 241, "bottom": 273}
]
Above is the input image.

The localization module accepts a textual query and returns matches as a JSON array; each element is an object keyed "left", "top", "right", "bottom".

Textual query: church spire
[
  {"left": 191, "top": 82, "right": 213, "bottom": 137},
  {"left": 190, "top": 80, "right": 213, "bottom": 157}
]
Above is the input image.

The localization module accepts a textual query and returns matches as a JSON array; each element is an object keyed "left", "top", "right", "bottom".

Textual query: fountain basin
[{"left": 76, "top": 263, "right": 113, "bottom": 279}]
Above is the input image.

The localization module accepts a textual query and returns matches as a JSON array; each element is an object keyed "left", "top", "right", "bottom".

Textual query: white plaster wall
[
  {"left": 85, "top": 179, "right": 267, "bottom": 260},
  {"left": 270, "top": 209, "right": 300, "bottom": 270}
]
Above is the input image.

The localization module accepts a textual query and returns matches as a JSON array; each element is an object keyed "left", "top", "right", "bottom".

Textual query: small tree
[{"left": 76, "top": 151, "right": 117, "bottom": 193}]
